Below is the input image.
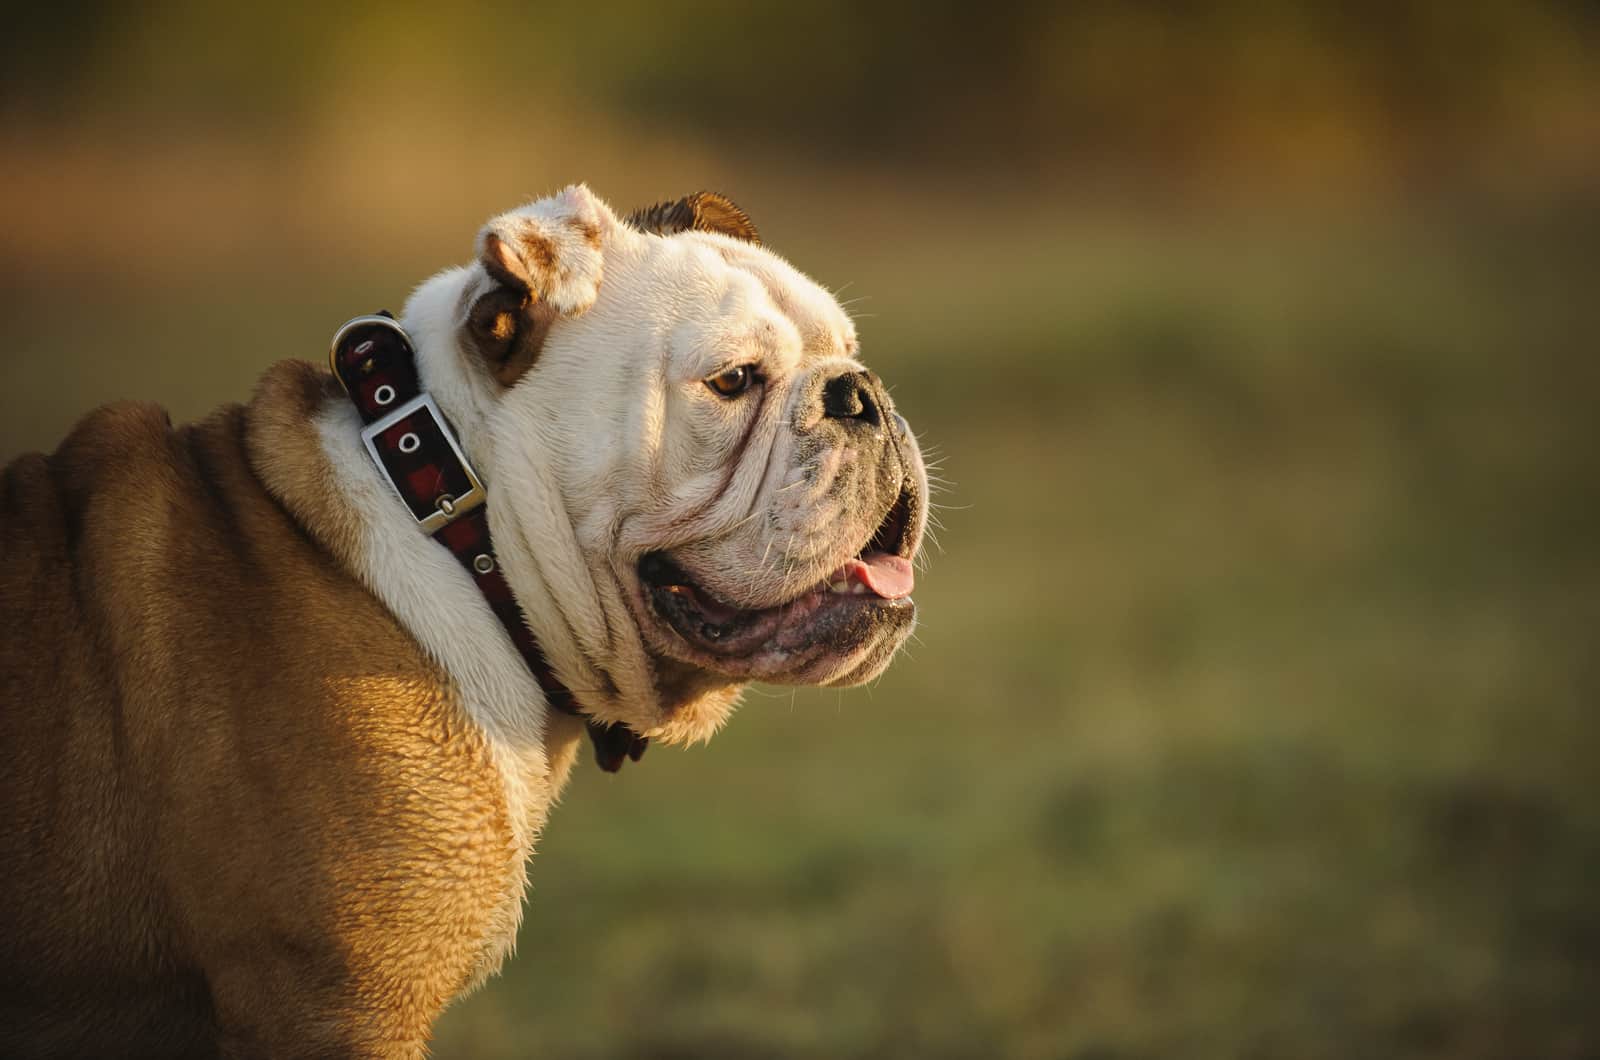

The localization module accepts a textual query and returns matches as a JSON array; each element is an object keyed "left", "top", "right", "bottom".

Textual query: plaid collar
[{"left": 328, "top": 313, "right": 647, "bottom": 772}]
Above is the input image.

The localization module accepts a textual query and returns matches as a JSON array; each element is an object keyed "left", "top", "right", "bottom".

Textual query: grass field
[{"left": 2, "top": 187, "right": 1594, "bottom": 1057}]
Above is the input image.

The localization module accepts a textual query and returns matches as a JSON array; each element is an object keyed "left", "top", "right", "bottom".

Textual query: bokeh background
[{"left": 4, "top": 3, "right": 1597, "bottom": 1057}]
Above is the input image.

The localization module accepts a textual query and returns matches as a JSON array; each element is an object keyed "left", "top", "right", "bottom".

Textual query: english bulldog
[{"left": 0, "top": 186, "right": 927, "bottom": 1057}]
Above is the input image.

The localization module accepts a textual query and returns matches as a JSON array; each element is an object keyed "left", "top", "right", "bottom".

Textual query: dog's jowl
[{"left": 0, "top": 185, "right": 927, "bottom": 1057}]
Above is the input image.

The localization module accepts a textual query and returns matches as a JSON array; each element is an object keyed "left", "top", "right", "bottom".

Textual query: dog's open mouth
[{"left": 637, "top": 483, "right": 917, "bottom": 670}]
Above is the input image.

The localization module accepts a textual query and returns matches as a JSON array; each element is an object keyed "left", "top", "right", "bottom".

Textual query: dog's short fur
[{"left": 0, "top": 186, "right": 926, "bottom": 1057}]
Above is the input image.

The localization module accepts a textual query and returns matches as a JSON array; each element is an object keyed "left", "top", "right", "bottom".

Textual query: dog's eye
[{"left": 705, "top": 365, "right": 756, "bottom": 398}]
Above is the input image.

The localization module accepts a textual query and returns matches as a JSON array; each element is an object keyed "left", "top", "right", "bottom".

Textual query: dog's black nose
[{"left": 821, "top": 370, "right": 881, "bottom": 428}]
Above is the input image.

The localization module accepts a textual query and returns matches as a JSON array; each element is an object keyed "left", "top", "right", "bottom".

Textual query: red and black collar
[{"left": 328, "top": 312, "right": 646, "bottom": 772}]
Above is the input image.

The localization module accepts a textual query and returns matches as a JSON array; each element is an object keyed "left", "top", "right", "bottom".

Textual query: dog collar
[{"left": 328, "top": 313, "right": 647, "bottom": 772}]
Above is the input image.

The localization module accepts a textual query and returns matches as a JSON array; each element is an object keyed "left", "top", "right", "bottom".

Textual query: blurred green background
[{"left": 3, "top": 3, "right": 1597, "bottom": 1057}]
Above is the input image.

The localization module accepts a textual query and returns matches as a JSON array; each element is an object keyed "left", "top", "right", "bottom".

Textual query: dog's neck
[
  {"left": 267, "top": 269, "right": 746, "bottom": 781},
  {"left": 395, "top": 275, "right": 671, "bottom": 738}
]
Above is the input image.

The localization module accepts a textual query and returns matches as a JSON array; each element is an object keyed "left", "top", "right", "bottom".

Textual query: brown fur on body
[{"left": 0, "top": 361, "right": 583, "bottom": 1058}]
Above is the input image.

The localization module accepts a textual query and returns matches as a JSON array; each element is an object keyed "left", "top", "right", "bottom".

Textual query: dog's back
[
  {"left": 0, "top": 378, "right": 522, "bottom": 1057},
  {"left": 1, "top": 403, "right": 225, "bottom": 1054}
]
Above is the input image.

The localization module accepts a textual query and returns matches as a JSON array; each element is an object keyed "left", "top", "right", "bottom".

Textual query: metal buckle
[
  {"left": 360, "top": 394, "right": 487, "bottom": 534},
  {"left": 328, "top": 314, "right": 410, "bottom": 395}
]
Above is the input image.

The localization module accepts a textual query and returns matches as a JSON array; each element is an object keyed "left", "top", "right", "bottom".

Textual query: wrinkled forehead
[{"left": 629, "top": 230, "right": 858, "bottom": 377}]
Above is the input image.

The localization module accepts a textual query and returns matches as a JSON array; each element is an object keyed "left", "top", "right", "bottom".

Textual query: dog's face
[{"left": 404, "top": 186, "right": 926, "bottom": 745}]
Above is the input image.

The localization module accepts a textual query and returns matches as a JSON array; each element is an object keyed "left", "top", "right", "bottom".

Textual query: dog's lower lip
[{"left": 637, "top": 552, "right": 912, "bottom": 660}]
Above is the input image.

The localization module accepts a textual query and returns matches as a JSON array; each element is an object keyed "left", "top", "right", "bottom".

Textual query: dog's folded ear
[
  {"left": 465, "top": 184, "right": 616, "bottom": 386},
  {"left": 476, "top": 184, "right": 612, "bottom": 313},
  {"left": 626, "top": 191, "right": 760, "bottom": 245}
]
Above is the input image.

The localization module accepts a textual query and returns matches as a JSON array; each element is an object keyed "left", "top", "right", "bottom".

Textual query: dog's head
[{"left": 403, "top": 185, "right": 927, "bottom": 745}]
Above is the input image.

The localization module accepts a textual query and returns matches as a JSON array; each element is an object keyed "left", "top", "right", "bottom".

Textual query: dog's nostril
[
  {"left": 822, "top": 371, "right": 880, "bottom": 427},
  {"left": 891, "top": 412, "right": 910, "bottom": 437}
]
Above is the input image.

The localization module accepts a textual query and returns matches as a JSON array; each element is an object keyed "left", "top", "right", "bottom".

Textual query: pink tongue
[{"left": 848, "top": 552, "right": 915, "bottom": 599}]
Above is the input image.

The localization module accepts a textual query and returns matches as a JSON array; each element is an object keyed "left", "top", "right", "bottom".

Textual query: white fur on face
[{"left": 396, "top": 185, "right": 925, "bottom": 747}]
